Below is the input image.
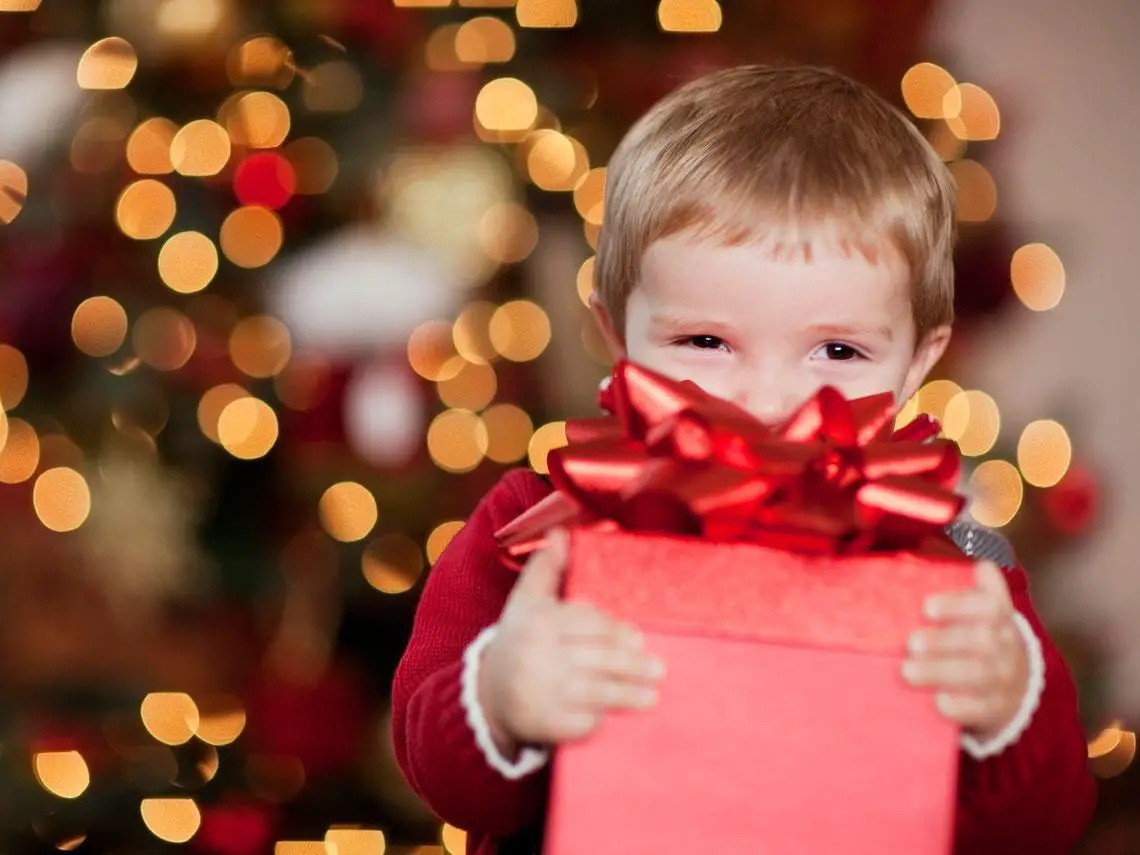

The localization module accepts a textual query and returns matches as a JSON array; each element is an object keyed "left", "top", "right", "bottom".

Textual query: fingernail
[
  {"left": 637, "top": 688, "right": 659, "bottom": 708},
  {"left": 901, "top": 660, "right": 919, "bottom": 683},
  {"left": 907, "top": 632, "right": 925, "bottom": 654},
  {"left": 646, "top": 657, "right": 666, "bottom": 679},
  {"left": 924, "top": 598, "right": 941, "bottom": 620}
]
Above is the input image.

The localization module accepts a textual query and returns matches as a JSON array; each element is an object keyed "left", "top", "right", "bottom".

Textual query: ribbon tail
[{"left": 493, "top": 491, "right": 585, "bottom": 568}]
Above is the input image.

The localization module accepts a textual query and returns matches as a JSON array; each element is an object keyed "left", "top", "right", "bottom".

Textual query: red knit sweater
[{"left": 392, "top": 468, "right": 1096, "bottom": 855}]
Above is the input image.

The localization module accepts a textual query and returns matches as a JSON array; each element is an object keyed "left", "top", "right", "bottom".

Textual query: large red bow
[{"left": 496, "top": 361, "right": 964, "bottom": 565}]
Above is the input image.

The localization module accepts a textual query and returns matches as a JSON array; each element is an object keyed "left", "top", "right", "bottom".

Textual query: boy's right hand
[{"left": 478, "top": 528, "right": 665, "bottom": 755}]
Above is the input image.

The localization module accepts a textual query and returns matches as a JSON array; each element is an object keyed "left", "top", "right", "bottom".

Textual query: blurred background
[{"left": 0, "top": 0, "right": 1136, "bottom": 852}]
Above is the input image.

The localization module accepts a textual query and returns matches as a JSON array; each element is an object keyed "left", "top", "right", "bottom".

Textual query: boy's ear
[
  {"left": 589, "top": 294, "right": 626, "bottom": 362},
  {"left": 901, "top": 324, "right": 952, "bottom": 405}
]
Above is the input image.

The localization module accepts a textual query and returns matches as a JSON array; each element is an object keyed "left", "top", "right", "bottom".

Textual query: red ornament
[
  {"left": 234, "top": 153, "right": 297, "bottom": 211},
  {"left": 1040, "top": 463, "right": 1100, "bottom": 536}
]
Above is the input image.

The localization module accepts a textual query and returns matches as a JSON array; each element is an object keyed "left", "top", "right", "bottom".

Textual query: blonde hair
[{"left": 595, "top": 65, "right": 956, "bottom": 342}]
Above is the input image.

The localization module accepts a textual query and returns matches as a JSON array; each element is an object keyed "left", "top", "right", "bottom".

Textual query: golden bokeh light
[
  {"left": 0, "top": 418, "right": 39, "bottom": 483},
  {"left": 229, "top": 315, "right": 291, "bottom": 378},
  {"left": 441, "top": 825, "right": 467, "bottom": 855},
  {"left": 483, "top": 403, "right": 533, "bottom": 464},
  {"left": 573, "top": 167, "right": 605, "bottom": 224},
  {"left": 116, "top": 179, "right": 176, "bottom": 240},
  {"left": 140, "top": 798, "right": 201, "bottom": 844},
  {"left": 427, "top": 521, "right": 465, "bottom": 565},
  {"left": 0, "top": 343, "right": 30, "bottom": 408},
  {"left": 141, "top": 692, "right": 200, "bottom": 746},
  {"left": 583, "top": 220, "right": 600, "bottom": 250},
  {"left": 425, "top": 24, "right": 466, "bottom": 73},
  {"left": 925, "top": 119, "right": 967, "bottom": 163},
  {"left": 489, "top": 300, "right": 551, "bottom": 362},
  {"left": 284, "top": 138, "right": 339, "bottom": 195},
  {"left": 362, "top": 533, "right": 425, "bottom": 594},
  {"left": 968, "top": 459, "right": 1023, "bottom": 529},
  {"left": 325, "top": 828, "right": 387, "bottom": 855},
  {"left": 226, "top": 91, "right": 292, "bottom": 149},
  {"left": 577, "top": 256, "right": 595, "bottom": 305},
  {"left": 437, "top": 360, "right": 497, "bottom": 411},
  {"left": 0, "top": 160, "right": 28, "bottom": 224},
  {"left": 0, "top": 0, "right": 42, "bottom": 9},
  {"left": 479, "top": 202, "right": 539, "bottom": 264},
  {"left": 159, "top": 231, "right": 218, "bottom": 294},
  {"left": 319, "top": 481, "right": 379, "bottom": 543},
  {"left": 134, "top": 307, "right": 197, "bottom": 371},
  {"left": 453, "top": 302, "right": 498, "bottom": 365},
  {"left": 915, "top": 379, "right": 962, "bottom": 423},
  {"left": 217, "top": 397, "right": 279, "bottom": 460},
  {"left": 1011, "top": 243, "right": 1065, "bottom": 312},
  {"left": 475, "top": 78, "right": 538, "bottom": 134},
  {"left": 1017, "top": 419, "right": 1072, "bottom": 488},
  {"left": 220, "top": 206, "right": 284, "bottom": 269},
  {"left": 528, "top": 421, "right": 567, "bottom": 474},
  {"left": 1090, "top": 722, "right": 1125, "bottom": 759},
  {"left": 274, "top": 844, "right": 326, "bottom": 855},
  {"left": 427, "top": 409, "right": 489, "bottom": 473},
  {"left": 516, "top": 0, "right": 577, "bottom": 27},
  {"left": 408, "top": 321, "right": 462, "bottom": 382},
  {"left": 33, "top": 752, "right": 90, "bottom": 799},
  {"left": 941, "top": 390, "right": 1001, "bottom": 457},
  {"left": 456, "top": 16, "right": 517, "bottom": 63},
  {"left": 900, "top": 62, "right": 958, "bottom": 120},
  {"left": 394, "top": 0, "right": 451, "bottom": 5},
  {"left": 126, "top": 118, "right": 177, "bottom": 175},
  {"left": 951, "top": 159, "right": 997, "bottom": 223},
  {"left": 459, "top": 0, "right": 515, "bottom": 5},
  {"left": 302, "top": 61, "right": 365, "bottom": 113},
  {"left": 1091, "top": 729, "right": 1137, "bottom": 780},
  {"left": 198, "top": 384, "right": 249, "bottom": 443},
  {"left": 170, "top": 120, "right": 232, "bottom": 177},
  {"left": 77, "top": 37, "right": 138, "bottom": 90},
  {"left": 194, "top": 697, "right": 247, "bottom": 746},
  {"left": 946, "top": 83, "right": 1000, "bottom": 142},
  {"left": 525, "top": 130, "right": 587, "bottom": 191},
  {"left": 227, "top": 35, "right": 295, "bottom": 89},
  {"left": 33, "top": 467, "right": 91, "bottom": 533},
  {"left": 657, "top": 0, "right": 723, "bottom": 32},
  {"left": 72, "top": 296, "right": 129, "bottom": 357}
]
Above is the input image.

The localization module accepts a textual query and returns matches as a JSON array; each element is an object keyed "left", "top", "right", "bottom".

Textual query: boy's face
[{"left": 593, "top": 231, "right": 951, "bottom": 428}]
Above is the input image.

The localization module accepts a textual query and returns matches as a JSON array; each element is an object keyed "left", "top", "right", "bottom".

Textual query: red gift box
[
  {"left": 497, "top": 361, "right": 976, "bottom": 855},
  {"left": 548, "top": 528, "right": 972, "bottom": 855}
]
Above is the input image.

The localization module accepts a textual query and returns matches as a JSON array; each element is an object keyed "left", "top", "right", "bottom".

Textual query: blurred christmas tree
[{"left": 0, "top": 0, "right": 1129, "bottom": 852}]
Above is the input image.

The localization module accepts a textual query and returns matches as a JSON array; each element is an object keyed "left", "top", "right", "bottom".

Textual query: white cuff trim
[
  {"left": 960, "top": 611, "right": 1046, "bottom": 760},
  {"left": 460, "top": 625, "right": 550, "bottom": 780}
]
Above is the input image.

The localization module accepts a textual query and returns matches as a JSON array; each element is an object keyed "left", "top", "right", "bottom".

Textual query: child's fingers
[
  {"left": 567, "top": 643, "right": 665, "bottom": 684},
  {"left": 934, "top": 691, "right": 997, "bottom": 727},
  {"left": 557, "top": 602, "right": 642, "bottom": 648},
  {"left": 902, "top": 655, "right": 990, "bottom": 689},
  {"left": 565, "top": 672, "right": 659, "bottom": 712},
  {"left": 924, "top": 589, "right": 1007, "bottom": 623},
  {"left": 908, "top": 622, "right": 1007, "bottom": 657}
]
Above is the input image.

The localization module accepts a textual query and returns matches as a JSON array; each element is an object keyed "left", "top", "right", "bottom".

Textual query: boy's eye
[
  {"left": 682, "top": 335, "right": 728, "bottom": 351},
  {"left": 812, "top": 342, "right": 864, "bottom": 361}
]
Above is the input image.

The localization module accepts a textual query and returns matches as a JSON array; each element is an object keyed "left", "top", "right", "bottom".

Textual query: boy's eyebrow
[
  {"left": 648, "top": 311, "right": 736, "bottom": 331},
  {"left": 806, "top": 323, "right": 894, "bottom": 341}
]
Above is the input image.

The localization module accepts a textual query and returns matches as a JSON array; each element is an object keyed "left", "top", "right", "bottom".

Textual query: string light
[
  {"left": 438, "top": 361, "right": 497, "bottom": 410},
  {"left": 525, "top": 130, "right": 588, "bottom": 191},
  {"left": 489, "top": 300, "right": 551, "bottom": 362},
  {"left": 140, "top": 692, "right": 200, "bottom": 746},
  {"left": 77, "top": 37, "right": 138, "bottom": 90},
  {"left": 456, "top": 17, "right": 517, "bottom": 64},
  {"left": 576, "top": 257, "right": 595, "bottom": 305},
  {"left": 528, "top": 421, "right": 567, "bottom": 474},
  {"left": 198, "top": 384, "right": 250, "bottom": 443},
  {"left": 427, "top": 409, "right": 489, "bottom": 473},
  {"left": 226, "top": 91, "right": 292, "bottom": 148},
  {"left": 140, "top": 798, "right": 201, "bottom": 843},
  {"left": 452, "top": 302, "right": 498, "bottom": 365},
  {"left": 426, "top": 521, "right": 465, "bottom": 564},
  {"left": 968, "top": 460, "right": 1023, "bottom": 528},
  {"left": 32, "top": 752, "right": 90, "bottom": 799},
  {"left": 0, "top": 160, "right": 29, "bottom": 224},
  {"left": 479, "top": 202, "right": 539, "bottom": 264},
  {"left": 126, "top": 118, "right": 177, "bottom": 175},
  {"left": 482, "top": 403, "right": 533, "bottom": 464},
  {"left": 0, "top": 418, "right": 39, "bottom": 483},
  {"left": 1017, "top": 420, "right": 1072, "bottom": 488},
  {"left": 362, "top": 534, "right": 425, "bottom": 594},
  {"left": 325, "top": 828, "right": 387, "bottom": 855},
  {"left": 408, "top": 321, "right": 463, "bottom": 382},
  {"left": 475, "top": 78, "right": 538, "bottom": 134},
  {"left": 516, "top": 0, "right": 577, "bottom": 28},
  {"left": 220, "top": 206, "right": 285, "bottom": 269},
  {"left": 116, "top": 179, "right": 177, "bottom": 240},
  {"left": 72, "top": 296, "right": 129, "bottom": 357},
  {"left": 441, "top": 825, "right": 467, "bottom": 855},
  {"left": 226, "top": 35, "right": 295, "bottom": 89},
  {"left": 33, "top": 467, "right": 91, "bottom": 533},
  {"left": 941, "top": 390, "right": 1000, "bottom": 457},
  {"left": 284, "top": 138, "right": 339, "bottom": 195},
  {"left": 170, "top": 120, "right": 231, "bottom": 177},
  {"left": 229, "top": 315, "right": 292, "bottom": 378},
  {"left": 194, "top": 697, "right": 247, "bottom": 746},
  {"left": 217, "top": 397, "right": 279, "bottom": 460},
  {"left": 900, "top": 63, "right": 958, "bottom": 120},
  {"left": 657, "top": 0, "right": 723, "bottom": 33},
  {"left": 572, "top": 167, "right": 605, "bottom": 224},
  {"left": 946, "top": 83, "right": 1000, "bottom": 142},
  {"left": 0, "top": 0, "right": 42, "bottom": 10},
  {"left": 950, "top": 159, "right": 997, "bottom": 223},
  {"left": 319, "top": 482, "right": 379, "bottom": 543},
  {"left": 0, "top": 343, "right": 30, "bottom": 409},
  {"left": 1011, "top": 243, "right": 1065, "bottom": 311},
  {"left": 134, "top": 307, "right": 198, "bottom": 369},
  {"left": 425, "top": 25, "right": 467, "bottom": 72}
]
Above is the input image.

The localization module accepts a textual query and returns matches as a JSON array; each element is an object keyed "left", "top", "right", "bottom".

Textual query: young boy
[{"left": 392, "top": 65, "right": 1096, "bottom": 854}]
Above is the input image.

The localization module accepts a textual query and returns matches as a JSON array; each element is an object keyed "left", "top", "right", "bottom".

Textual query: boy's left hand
[{"left": 903, "top": 560, "right": 1030, "bottom": 744}]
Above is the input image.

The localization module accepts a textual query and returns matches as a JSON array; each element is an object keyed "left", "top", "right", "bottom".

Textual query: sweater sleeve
[
  {"left": 953, "top": 566, "right": 1097, "bottom": 854},
  {"left": 391, "top": 469, "right": 553, "bottom": 836}
]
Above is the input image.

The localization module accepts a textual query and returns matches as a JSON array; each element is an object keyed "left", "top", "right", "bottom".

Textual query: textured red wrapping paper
[{"left": 543, "top": 528, "right": 975, "bottom": 855}]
